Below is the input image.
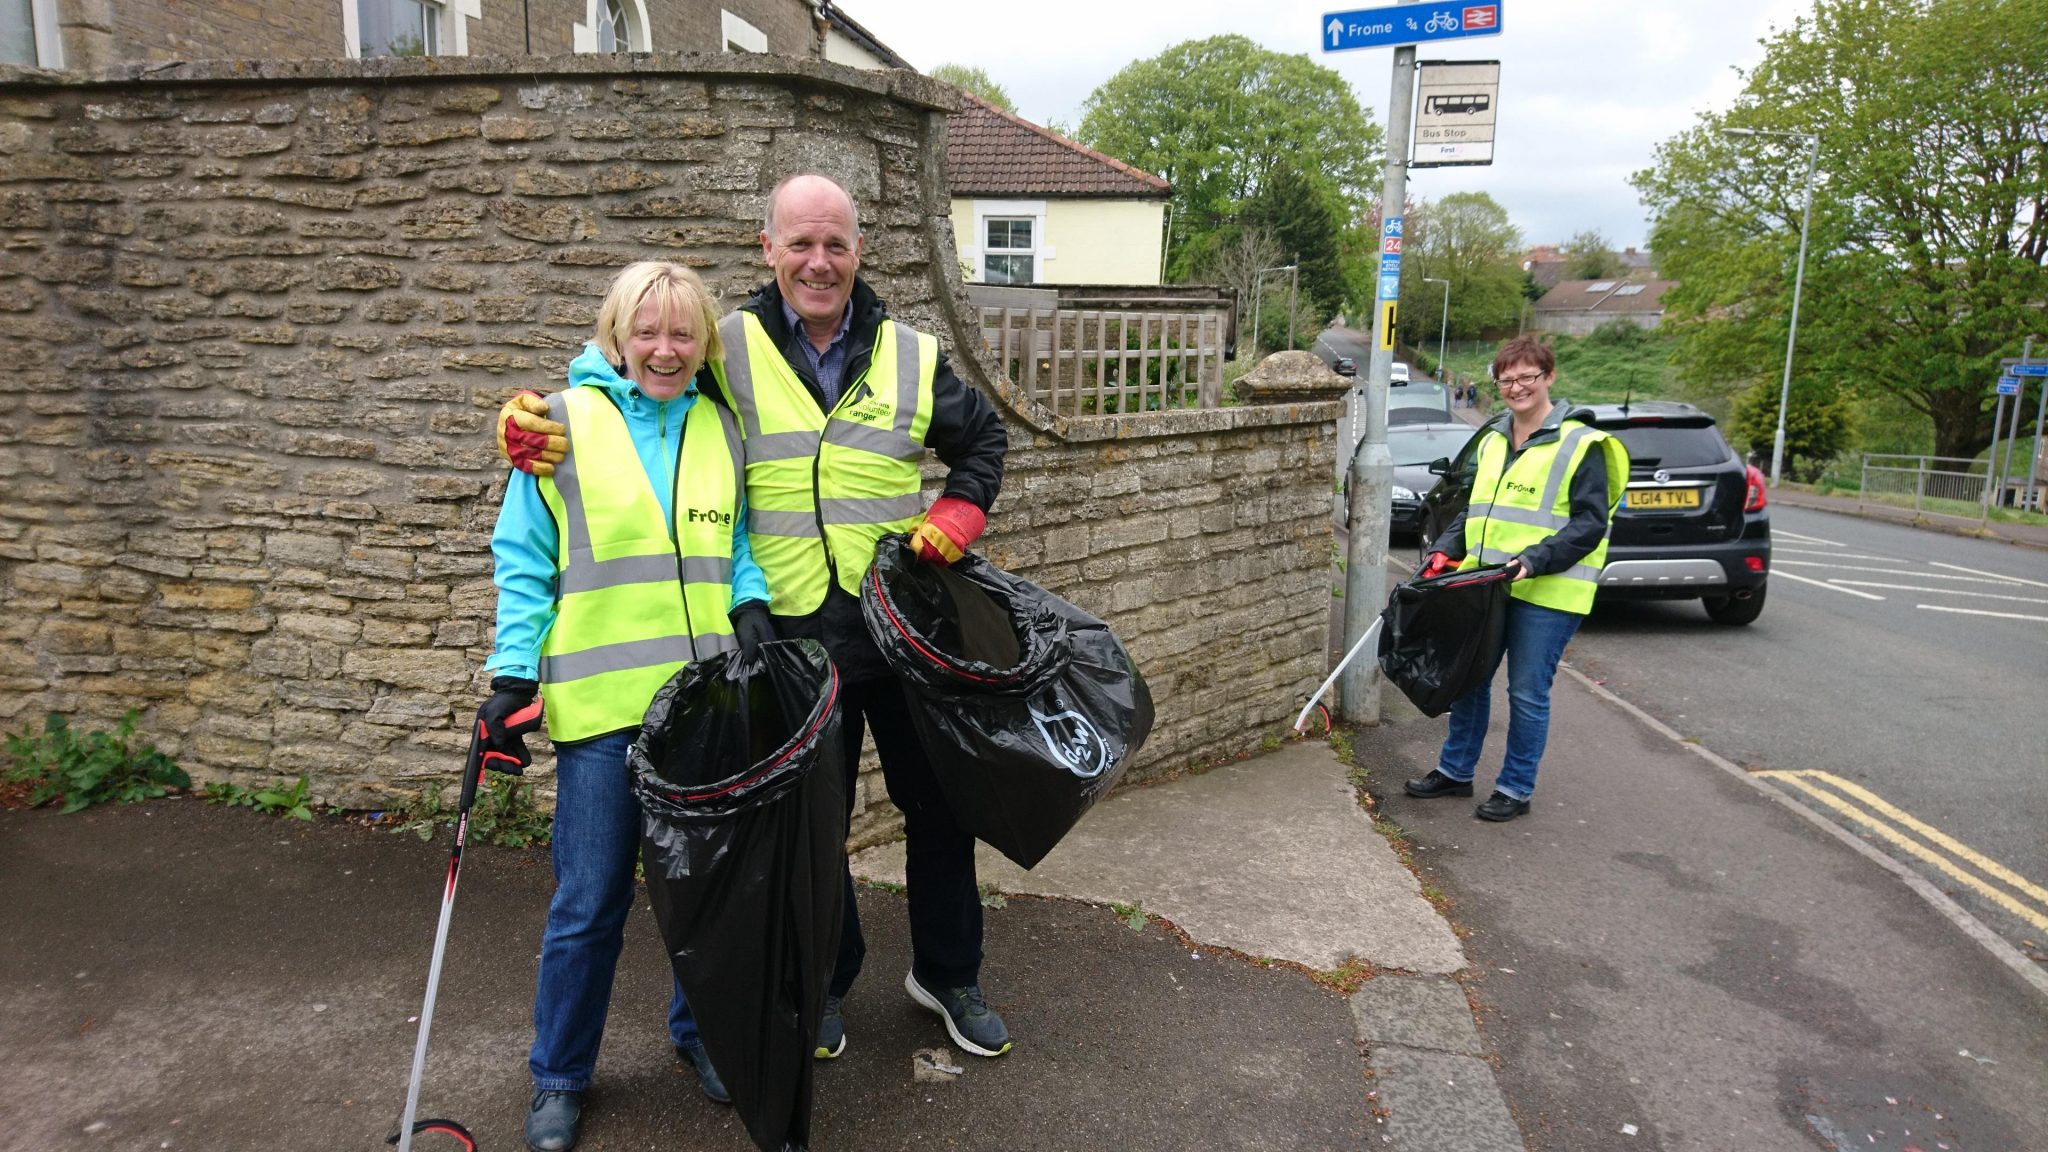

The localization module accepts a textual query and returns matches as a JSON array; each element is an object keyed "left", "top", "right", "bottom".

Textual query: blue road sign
[
  {"left": 2010, "top": 363, "right": 2048, "bottom": 377},
  {"left": 1323, "top": 2, "right": 1503, "bottom": 52},
  {"left": 1998, "top": 377, "right": 2021, "bottom": 395}
]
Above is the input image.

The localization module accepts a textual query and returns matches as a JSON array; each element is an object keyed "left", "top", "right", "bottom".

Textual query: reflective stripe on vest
[
  {"left": 713, "top": 310, "right": 936, "bottom": 615},
  {"left": 1461, "top": 422, "right": 1628, "bottom": 615},
  {"left": 536, "top": 387, "right": 743, "bottom": 742}
]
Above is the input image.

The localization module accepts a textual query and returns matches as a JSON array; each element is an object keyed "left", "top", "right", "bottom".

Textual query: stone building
[{"left": 3, "top": 0, "right": 896, "bottom": 73}]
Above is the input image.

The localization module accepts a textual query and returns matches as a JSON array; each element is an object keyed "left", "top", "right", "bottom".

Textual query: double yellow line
[{"left": 1755, "top": 770, "right": 2048, "bottom": 934}]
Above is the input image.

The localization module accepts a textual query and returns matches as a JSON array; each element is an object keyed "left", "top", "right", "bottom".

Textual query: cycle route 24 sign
[{"left": 1322, "top": 1, "right": 1503, "bottom": 52}]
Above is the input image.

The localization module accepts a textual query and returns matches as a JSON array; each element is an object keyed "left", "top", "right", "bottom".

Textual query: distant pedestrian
[{"left": 1405, "top": 336, "right": 1628, "bottom": 821}]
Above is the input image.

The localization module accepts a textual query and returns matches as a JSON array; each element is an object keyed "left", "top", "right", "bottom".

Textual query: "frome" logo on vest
[
  {"left": 1502, "top": 479, "right": 1539, "bottom": 496},
  {"left": 685, "top": 507, "right": 733, "bottom": 526}
]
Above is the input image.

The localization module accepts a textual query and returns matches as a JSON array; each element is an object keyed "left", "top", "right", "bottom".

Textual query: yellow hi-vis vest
[
  {"left": 535, "top": 386, "right": 744, "bottom": 742},
  {"left": 711, "top": 310, "right": 937, "bottom": 617},
  {"left": 1461, "top": 421, "right": 1630, "bottom": 615}
]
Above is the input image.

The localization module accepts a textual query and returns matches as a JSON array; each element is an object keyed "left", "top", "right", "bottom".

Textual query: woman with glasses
[{"left": 1403, "top": 336, "right": 1629, "bottom": 821}]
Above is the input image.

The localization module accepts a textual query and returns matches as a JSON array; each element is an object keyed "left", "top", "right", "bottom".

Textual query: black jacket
[
  {"left": 736, "top": 277, "right": 1009, "bottom": 682},
  {"left": 1436, "top": 401, "right": 1610, "bottom": 578}
]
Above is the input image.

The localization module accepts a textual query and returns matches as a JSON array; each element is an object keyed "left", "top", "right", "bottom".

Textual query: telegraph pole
[{"left": 1341, "top": 38, "right": 1417, "bottom": 723}]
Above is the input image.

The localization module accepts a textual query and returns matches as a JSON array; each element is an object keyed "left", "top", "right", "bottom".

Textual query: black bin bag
[
  {"left": 629, "top": 640, "right": 844, "bottom": 1152},
  {"left": 1377, "top": 563, "right": 1514, "bottom": 717},
  {"left": 861, "top": 535, "right": 1154, "bottom": 870}
]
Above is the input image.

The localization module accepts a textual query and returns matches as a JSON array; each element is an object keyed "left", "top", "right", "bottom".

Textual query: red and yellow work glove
[
  {"left": 909, "top": 496, "right": 986, "bottom": 566},
  {"left": 1419, "top": 552, "right": 1458, "bottom": 580},
  {"left": 497, "top": 392, "right": 567, "bottom": 476}
]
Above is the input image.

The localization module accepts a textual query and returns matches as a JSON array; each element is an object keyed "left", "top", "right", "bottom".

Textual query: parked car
[
  {"left": 1387, "top": 422, "right": 1481, "bottom": 536},
  {"left": 1388, "top": 378, "right": 1455, "bottom": 424},
  {"left": 1417, "top": 401, "right": 1771, "bottom": 625},
  {"left": 1332, "top": 356, "right": 1357, "bottom": 377}
]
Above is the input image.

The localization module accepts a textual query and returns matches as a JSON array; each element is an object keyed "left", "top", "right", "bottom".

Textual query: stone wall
[{"left": 0, "top": 53, "right": 1338, "bottom": 844}]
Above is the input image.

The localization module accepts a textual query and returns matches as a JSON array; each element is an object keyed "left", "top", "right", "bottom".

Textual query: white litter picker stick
[{"left": 1293, "top": 617, "right": 1383, "bottom": 733}]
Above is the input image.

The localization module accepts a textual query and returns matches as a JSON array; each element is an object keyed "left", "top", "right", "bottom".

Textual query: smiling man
[{"left": 496, "top": 173, "right": 1012, "bottom": 1073}]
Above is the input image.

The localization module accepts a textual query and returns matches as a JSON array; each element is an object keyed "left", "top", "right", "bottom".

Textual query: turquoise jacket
[{"left": 485, "top": 345, "right": 770, "bottom": 681}]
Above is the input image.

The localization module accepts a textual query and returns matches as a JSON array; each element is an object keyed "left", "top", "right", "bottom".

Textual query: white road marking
[
  {"left": 1773, "top": 529, "right": 1844, "bottom": 546},
  {"left": 1827, "top": 581, "right": 2048, "bottom": 605},
  {"left": 1772, "top": 548, "right": 1905, "bottom": 562},
  {"left": 1929, "top": 560, "right": 2048, "bottom": 589},
  {"left": 1774, "top": 570, "right": 1885, "bottom": 599},
  {"left": 1916, "top": 604, "right": 2048, "bottom": 623},
  {"left": 1774, "top": 560, "right": 2024, "bottom": 585}
]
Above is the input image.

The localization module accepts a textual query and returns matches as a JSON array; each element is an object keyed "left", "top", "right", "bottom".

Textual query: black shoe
[
  {"left": 524, "top": 1089, "right": 583, "bottom": 1152},
  {"left": 676, "top": 1043, "right": 732, "bottom": 1105},
  {"left": 905, "top": 972, "right": 1013, "bottom": 1057},
  {"left": 814, "top": 993, "right": 846, "bottom": 1059},
  {"left": 1475, "top": 791, "right": 1530, "bottom": 821},
  {"left": 1404, "top": 769, "right": 1475, "bottom": 799}
]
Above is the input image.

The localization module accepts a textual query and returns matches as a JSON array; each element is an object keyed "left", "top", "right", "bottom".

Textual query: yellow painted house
[{"left": 946, "top": 95, "right": 1171, "bottom": 287}]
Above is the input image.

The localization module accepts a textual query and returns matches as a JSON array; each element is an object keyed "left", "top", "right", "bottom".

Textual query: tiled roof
[
  {"left": 1531, "top": 278, "right": 1676, "bottom": 315},
  {"left": 945, "top": 95, "right": 1171, "bottom": 199}
]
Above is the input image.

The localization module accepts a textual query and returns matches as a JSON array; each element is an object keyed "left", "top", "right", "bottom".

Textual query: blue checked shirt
[{"left": 781, "top": 299, "right": 855, "bottom": 409}]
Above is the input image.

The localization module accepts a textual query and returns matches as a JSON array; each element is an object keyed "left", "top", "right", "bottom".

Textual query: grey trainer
[{"left": 904, "top": 971, "right": 1013, "bottom": 1057}]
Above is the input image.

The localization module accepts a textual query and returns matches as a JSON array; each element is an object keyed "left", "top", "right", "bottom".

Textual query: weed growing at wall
[
  {"left": 393, "top": 777, "right": 554, "bottom": 848},
  {"left": 2, "top": 712, "right": 190, "bottom": 813},
  {"left": 204, "top": 776, "right": 315, "bottom": 821}
]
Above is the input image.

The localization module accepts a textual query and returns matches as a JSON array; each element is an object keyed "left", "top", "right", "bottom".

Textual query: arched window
[{"left": 596, "top": 0, "right": 633, "bottom": 52}]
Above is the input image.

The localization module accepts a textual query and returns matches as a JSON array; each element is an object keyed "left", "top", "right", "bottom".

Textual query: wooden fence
[{"left": 977, "top": 304, "right": 1230, "bottom": 417}]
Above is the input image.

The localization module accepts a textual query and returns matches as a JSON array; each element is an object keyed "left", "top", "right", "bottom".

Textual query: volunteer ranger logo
[{"left": 1029, "top": 706, "right": 1111, "bottom": 779}]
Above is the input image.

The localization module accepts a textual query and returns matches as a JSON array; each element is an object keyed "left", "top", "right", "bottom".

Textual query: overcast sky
[{"left": 841, "top": 0, "right": 1813, "bottom": 252}]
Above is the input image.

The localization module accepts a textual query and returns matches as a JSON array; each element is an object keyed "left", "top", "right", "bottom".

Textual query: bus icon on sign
[{"left": 1425, "top": 93, "right": 1491, "bottom": 116}]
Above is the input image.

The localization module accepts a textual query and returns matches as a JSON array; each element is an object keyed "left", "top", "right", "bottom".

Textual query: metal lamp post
[
  {"left": 1249, "top": 263, "right": 1297, "bottom": 359},
  {"left": 1423, "top": 276, "right": 1450, "bottom": 383},
  {"left": 1723, "top": 126, "right": 1819, "bottom": 487}
]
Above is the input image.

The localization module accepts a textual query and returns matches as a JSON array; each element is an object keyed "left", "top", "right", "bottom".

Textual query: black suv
[{"left": 1417, "top": 402, "right": 1771, "bottom": 625}]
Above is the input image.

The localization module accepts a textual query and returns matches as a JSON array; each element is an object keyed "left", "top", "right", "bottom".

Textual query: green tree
[
  {"left": 1729, "top": 378, "right": 1855, "bottom": 479},
  {"left": 1635, "top": 0, "right": 2048, "bottom": 459},
  {"left": 930, "top": 63, "right": 1016, "bottom": 113},
  {"left": 1397, "top": 192, "right": 1527, "bottom": 344},
  {"left": 1247, "top": 162, "right": 1349, "bottom": 322},
  {"left": 1078, "top": 35, "right": 1383, "bottom": 284},
  {"left": 1563, "top": 229, "right": 1625, "bottom": 280}
]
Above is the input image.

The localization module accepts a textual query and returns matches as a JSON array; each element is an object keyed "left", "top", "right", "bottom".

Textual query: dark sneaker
[
  {"left": 904, "top": 972, "right": 1012, "bottom": 1057},
  {"left": 675, "top": 1043, "right": 732, "bottom": 1105},
  {"left": 815, "top": 994, "right": 846, "bottom": 1059},
  {"left": 1475, "top": 791, "right": 1531, "bottom": 822},
  {"left": 524, "top": 1088, "right": 583, "bottom": 1152},
  {"left": 1404, "top": 769, "right": 1475, "bottom": 799}
]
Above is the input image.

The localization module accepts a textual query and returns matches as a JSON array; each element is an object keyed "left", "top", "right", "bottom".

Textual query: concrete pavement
[{"left": 0, "top": 734, "right": 1522, "bottom": 1152}]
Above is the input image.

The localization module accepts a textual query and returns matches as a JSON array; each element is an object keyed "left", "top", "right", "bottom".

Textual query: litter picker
[{"left": 387, "top": 697, "right": 544, "bottom": 1152}]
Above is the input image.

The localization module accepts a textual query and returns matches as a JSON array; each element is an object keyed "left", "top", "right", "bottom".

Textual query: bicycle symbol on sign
[{"left": 1424, "top": 10, "right": 1460, "bottom": 32}]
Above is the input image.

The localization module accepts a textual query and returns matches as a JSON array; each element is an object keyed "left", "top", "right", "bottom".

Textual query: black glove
[
  {"left": 476, "top": 676, "right": 543, "bottom": 775},
  {"left": 730, "top": 601, "right": 776, "bottom": 665}
]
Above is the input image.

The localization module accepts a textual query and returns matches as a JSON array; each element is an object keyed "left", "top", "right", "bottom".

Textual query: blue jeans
[
  {"left": 529, "top": 730, "right": 697, "bottom": 1093},
  {"left": 1436, "top": 597, "right": 1582, "bottom": 802}
]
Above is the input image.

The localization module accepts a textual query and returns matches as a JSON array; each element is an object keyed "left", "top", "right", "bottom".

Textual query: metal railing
[{"left": 1858, "top": 454, "right": 1990, "bottom": 520}]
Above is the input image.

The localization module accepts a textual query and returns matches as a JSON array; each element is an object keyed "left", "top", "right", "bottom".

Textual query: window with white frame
[
  {"left": 358, "top": 0, "right": 443, "bottom": 57},
  {"left": 721, "top": 9, "right": 766, "bottom": 53},
  {"left": 596, "top": 0, "right": 634, "bottom": 50},
  {"left": 2, "top": 0, "right": 63, "bottom": 68},
  {"left": 983, "top": 217, "right": 1036, "bottom": 285}
]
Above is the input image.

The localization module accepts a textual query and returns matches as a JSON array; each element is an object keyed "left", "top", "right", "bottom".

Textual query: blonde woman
[{"left": 477, "top": 262, "right": 774, "bottom": 1151}]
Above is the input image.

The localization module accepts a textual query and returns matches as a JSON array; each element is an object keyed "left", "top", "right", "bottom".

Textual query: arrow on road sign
[{"left": 1327, "top": 16, "right": 1343, "bottom": 46}]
